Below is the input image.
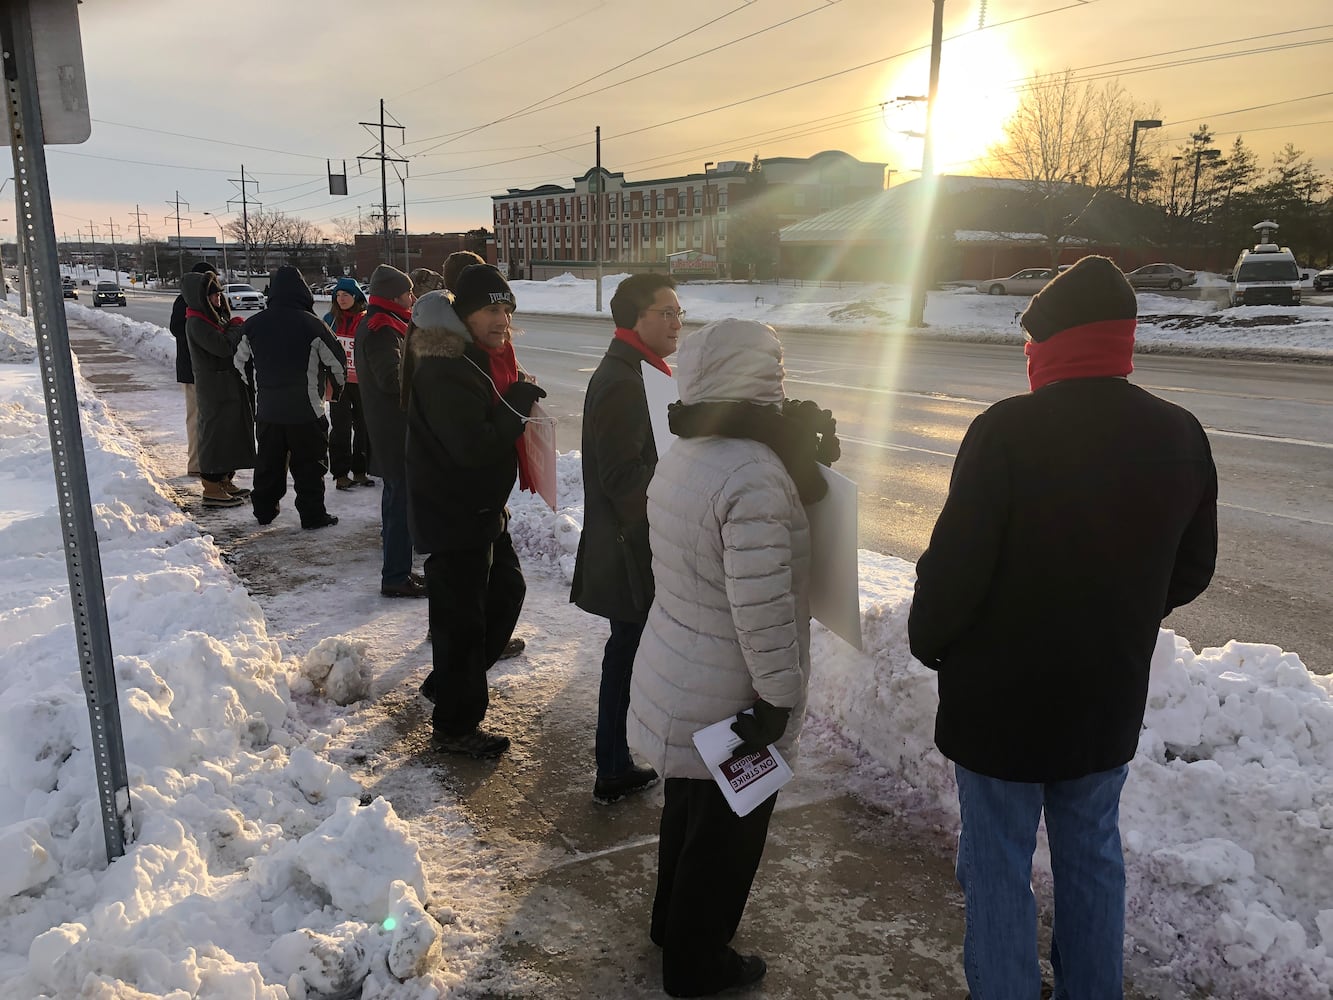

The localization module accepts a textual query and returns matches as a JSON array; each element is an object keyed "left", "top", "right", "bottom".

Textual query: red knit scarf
[
  {"left": 614, "top": 326, "right": 672, "bottom": 375},
  {"left": 1024, "top": 319, "right": 1136, "bottom": 391},
  {"left": 480, "top": 340, "right": 537, "bottom": 493},
  {"left": 185, "top": 307, "right": 220, "bottom": 330},
  {"left": 366, "top": 296, "right": 411, "bottom": 335}
]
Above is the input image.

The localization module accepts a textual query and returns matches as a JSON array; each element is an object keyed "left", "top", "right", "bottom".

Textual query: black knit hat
[
  {"left": 1019, "top": 256, "right": 1137, "bottom": 343},
  {"left": 191, "top": 261, "right": 217, "bottom": 274},
  {"left": 452, "top": 264, "right": 515, "bottom": 320}
]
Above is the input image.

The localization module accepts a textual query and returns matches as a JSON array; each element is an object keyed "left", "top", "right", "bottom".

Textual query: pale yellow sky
[{"left": 22, "top": 0, "right": 1333, "bottom": 242}]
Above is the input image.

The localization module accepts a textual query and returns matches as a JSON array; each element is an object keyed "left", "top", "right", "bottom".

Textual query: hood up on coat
[
  {"left": 675, "top": 317, "right": 785, "bottom": 406},
  {"left": 400, "top": 290, "right": 474, "bottom": 409},
  {"left": 266, "top": 265, "right": 315, "bottom": 312},
  {"left": 182, "top": 270, "right": 225, "bottom": 325}
]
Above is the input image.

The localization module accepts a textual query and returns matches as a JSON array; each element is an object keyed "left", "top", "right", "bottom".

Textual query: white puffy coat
[{"left": 627, "top": 434, "right": 812, "bottom": 780}]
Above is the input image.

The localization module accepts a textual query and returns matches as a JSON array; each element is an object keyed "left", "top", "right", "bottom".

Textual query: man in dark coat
[
  {"left": 907, "top": 255, "right": 1218, "bottom": 1000},
  {"left": 571, "top": 273, "right": 682, "bottom": 804},
  {"left": 170, "top": 261, "right": 221, "bottom": 477},
  {"left": 401, "top": 269, "right": 545, "bottom": 759},
  {"left": 354, "top": 265, "right": 423, "bottom": 597},
  {"left": 235, "top": 265, "right": 346, "bottom": 530}
]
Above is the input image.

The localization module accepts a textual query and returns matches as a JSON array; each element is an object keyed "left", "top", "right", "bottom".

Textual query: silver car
[
  {"left": 975, "top": 267, "right": 1058, "bottom": 296},
  {"left": 224, "top": 283, "right": 264, "bottom": 311},
  {"left": 1125, "top": 263, "right": 1195, "bottom": 291}
]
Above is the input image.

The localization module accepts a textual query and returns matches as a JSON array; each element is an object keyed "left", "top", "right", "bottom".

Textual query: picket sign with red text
[{"left": 691, "top": 712, "right": 794, "bottom": 817}]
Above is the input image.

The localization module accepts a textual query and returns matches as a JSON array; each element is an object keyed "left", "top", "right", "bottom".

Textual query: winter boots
[{"left": 201, "top": 479, "right": 244, "bottom": 507}]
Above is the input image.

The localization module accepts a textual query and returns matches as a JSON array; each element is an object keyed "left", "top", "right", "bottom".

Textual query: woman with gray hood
[
  {"left": 182, "top": 268, "right": 255, "bottom": 506},
  {"left": 627, "top": 318, "right": 840, "bottom": 997},
  {"left": 401, "top": 266, "right": 546, "bottom": 759}
]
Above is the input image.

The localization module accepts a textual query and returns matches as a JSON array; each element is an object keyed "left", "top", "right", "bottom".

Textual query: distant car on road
[
  {"left": 975, "top": 267, "right": 1058, "bottom": 296},
  {"left": 93, "top": 281, "right": 127, "bottom": 307},
  {"left": 1313, "top": 268, "right": 1333, "bottom": 292},
  {"left": 1125, "top": 263, "right": 1196, "bottom": 291},
  {"left": 62, "top": 277, "right": 78, "bottom": 299},
  {"left": 224, "top": 283, "right": 264, "bottom": 311}
]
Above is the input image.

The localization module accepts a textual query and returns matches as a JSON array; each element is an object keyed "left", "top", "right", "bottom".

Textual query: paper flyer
[{"left": 691, "top": 713, "right": 794, "bottom": 817}]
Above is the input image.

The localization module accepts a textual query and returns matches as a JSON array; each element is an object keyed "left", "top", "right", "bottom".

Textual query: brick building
[
  {"left": 492, "top": 150, "right": 887, "bottom": 280},
  {"left": 352, "top": 232, "right": 494, "bottom": 282}
]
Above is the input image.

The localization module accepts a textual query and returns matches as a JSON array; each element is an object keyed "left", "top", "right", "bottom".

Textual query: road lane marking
[
  {"left": 1220, "top": 502, "right": 1333, "bottom": 528},
  {"left": 1205, "top": 427, "right": 1333, "bottom": 450}
]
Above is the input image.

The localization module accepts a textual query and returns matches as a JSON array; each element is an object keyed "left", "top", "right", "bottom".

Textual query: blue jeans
[
  {"left": 595, "top": 619, "right": 645, "bottom": 778},
  {"left": 380, "top": 476, "right": 414, "bottom": 587},
  {"left": 954, "top": 763, "right": 1128, "bottom": 1000}
]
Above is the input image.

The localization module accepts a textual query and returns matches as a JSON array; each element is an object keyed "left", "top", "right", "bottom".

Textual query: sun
[{"left": 879, "top": 31, "right": 1023, "bottom": 176}]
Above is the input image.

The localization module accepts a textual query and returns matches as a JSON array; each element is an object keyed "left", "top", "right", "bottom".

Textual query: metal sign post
[{"left": 1, "top": 0, "right": 131, "bottom": 862}]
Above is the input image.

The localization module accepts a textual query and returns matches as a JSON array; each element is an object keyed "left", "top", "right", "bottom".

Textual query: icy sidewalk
[{"left": 63, "top": 317, "right": 1183, "bottom": 999}]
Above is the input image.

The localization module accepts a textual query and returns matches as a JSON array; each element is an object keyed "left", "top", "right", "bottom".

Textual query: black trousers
[
  {"left": 328, "top": 383, "right": 369, "bottom": 479},
  {"left": 652, "top": 777, "right": 778, "bottom": 997},
  {"left": 423, "top": 530, "right": 526, "bottom": 737},
  {"left": 252, "top": 419, "right": 329, "bottom": 525}
]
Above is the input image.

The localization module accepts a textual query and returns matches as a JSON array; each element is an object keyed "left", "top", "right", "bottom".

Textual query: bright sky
[{"left": 22, "top": 0, "right": 1333, "bottom": 244}]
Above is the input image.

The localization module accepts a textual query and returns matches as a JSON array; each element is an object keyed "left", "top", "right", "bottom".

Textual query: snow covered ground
[{"left": 0, "top": 277, "right": 1331, "bottom": 998}]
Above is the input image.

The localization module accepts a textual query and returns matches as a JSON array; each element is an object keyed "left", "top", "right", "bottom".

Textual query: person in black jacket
[
  {"left": 401, "top": 267, "right": 545, "bottom": 759},
  {"left": 234, "top": 265, "right": 346, "bottom": 529},
  {"left": 354, "top": 265, "right": 424, "bottom": 597},
  {"left": 170, "top": 261, "right": 222, "bottom": 478},
  {"left": 571, "top": 273, "right": 682, "bottom": 804},
  {"left": 907, "top": 256, "right": 1218, "bottom": 1000}
]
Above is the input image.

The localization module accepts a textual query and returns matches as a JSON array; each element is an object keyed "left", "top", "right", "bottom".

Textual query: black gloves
[
  {"left": 730, "top": 698, "right": 792, "bottom": 754},
  {"left": 502, "top": 380, "right": 547, "bottom": 417},
  {"left": 782, "top": 398, "right": 840, "bottom": 466}
]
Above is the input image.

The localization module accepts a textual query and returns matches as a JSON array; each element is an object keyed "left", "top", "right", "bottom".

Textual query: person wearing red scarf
[
  {"left": 401, "top": 266, "right": 546, "bottom": 760},
  {"left": 570, "top": 273, "right": 680, "bottom": 808},
  {"left": 354, "top": 264, "right": 422, "bottom": 598},
  {"left": 909, "top": 256, "right": 1218, "bottom": 1000}
]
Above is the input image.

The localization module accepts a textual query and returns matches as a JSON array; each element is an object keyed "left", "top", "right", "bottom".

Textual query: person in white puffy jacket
[{"left": 628, "top": 318, "right": 839, "bottom": 998}]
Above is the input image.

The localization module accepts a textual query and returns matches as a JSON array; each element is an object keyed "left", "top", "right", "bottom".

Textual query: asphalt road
[{"left": 78, "top": 296, "right": 1333, "bottom": 675}]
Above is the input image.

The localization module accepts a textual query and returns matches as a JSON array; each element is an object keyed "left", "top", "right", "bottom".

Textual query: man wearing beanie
[
  {"left": 570, "top": 273, "right": 681, "bottom": 805},
  {"left": 908, "top": 255, "right": 1218, "bottom": 999},
  {"left": 442, "top": 250, "right": 485, "bottom": 292},
  {"left": 354, "top": 264, "right": 424, "bottom": 597},
  {"left": 400, "top": 274, "right": 545, "bottom": 759}
]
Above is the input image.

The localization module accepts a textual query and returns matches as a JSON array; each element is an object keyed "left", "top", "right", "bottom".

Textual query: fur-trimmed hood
[{"left": 400, "top": 290, "right": 474, "bottom": 408}]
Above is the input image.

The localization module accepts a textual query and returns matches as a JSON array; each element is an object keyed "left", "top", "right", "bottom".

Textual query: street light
[
  {"left": 1124, "top": 118, "right": 1162, "bottom": 202},
  {"left": 202, "top": 211, "right": 229, "bottom": 278}
]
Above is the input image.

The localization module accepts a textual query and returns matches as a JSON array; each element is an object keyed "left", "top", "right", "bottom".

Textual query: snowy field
[{"left": 0, "top": 278, "right": 1331, "bottom": 998}]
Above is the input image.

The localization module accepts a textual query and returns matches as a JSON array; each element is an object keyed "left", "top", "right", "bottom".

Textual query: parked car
[
  {"left": 62, "top": 278, "right": 78, "bottom": 299},
  {"left": 224, "top": 283, "right": 264, "bottom": 311},
  {"left": 92, "top": 281, "right": 127, "bottom": 307},
  {"left": 974, "top": 267, "right": 1058, "bottom": 296},
  {"left": 1125, "top": 263, "right": 1196, "bottom": 291},
  {"left": 1312, "top": 268, "right": 1333, "bottom": 292}
]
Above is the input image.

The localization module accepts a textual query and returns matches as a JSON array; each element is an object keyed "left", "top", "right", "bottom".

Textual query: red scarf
[
  {"left": 1024, "top": 319, "right": 1135, "bottom": 391},
  {"left": 482, "top": 340, "right": 537, "bottom": 493},
  {"left": 185, "top": 307, "right": 220, "bottom": 331},
  {"left": 614, "top": 326, "right": 672, "bottom": 375},
  {"left": 366, "top": 296, "right": 411, "bottom": 336}
]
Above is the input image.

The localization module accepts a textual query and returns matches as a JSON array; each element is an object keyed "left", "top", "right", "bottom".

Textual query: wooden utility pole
[
  {"left": 907, "top": 0, "right": 944, "bottom": 328},
  {"left": 358, "top": 101, "right": 407, "bottom": 264}
]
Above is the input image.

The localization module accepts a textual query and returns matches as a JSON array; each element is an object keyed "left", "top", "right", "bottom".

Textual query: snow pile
[
  {"left": 0, "top": 306, "right": 445, "bottom": 997},
  {"left": 298, "top": 636, "right": 372, "bottom": 705}
]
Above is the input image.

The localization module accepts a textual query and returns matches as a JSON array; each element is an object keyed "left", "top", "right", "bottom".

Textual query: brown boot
[{"left": 201, "top": 480, "right": 244, "bottom": 507}]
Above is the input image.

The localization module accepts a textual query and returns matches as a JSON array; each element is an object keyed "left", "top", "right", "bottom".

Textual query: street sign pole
[{"left": 1, "top": 0, "right": 131, "bottom": 862}]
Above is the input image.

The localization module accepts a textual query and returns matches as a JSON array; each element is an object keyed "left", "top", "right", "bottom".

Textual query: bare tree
[
  {"left": 328, "top": 215, "right": 359, "bottom": 249},
  {"left": 987, "top": 70, "right": 1157, "bottom": 263}
]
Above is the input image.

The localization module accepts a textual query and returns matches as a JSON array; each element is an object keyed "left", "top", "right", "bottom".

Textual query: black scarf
[{"left": 666, "top": 399, "right": 839, "bottom": 505}]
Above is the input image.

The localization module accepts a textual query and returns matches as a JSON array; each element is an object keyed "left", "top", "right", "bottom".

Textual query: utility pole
[
  {"left": 595, "top": 125, "right": 603, "bottom": 312},
  {"left": 87, "top": 219, "right": 100, "bottom": 276},
  {"left": 228, "top": 166, "right": 259, "bottom": 279},
  {"left": 129, "top": 204, "right": 150, "bottom": 283},
  {"left": 165, "top": 193, "right": 188, "bottom": 286},
  {"left": 907, "top": 0, "right": 944, "bottom": 328},
  {"left": 395, "top": 165, "right": 409, "bottom": 271},
  {"left": 106, "top": 217, "right": 121, "bottom": 283},
  {"left": 358, "top": 100, "right": 407, "bottom": 264}
]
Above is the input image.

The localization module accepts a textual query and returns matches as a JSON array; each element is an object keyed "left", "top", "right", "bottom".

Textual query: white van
[{"left": 1229, "top": 221, "right": 1301, "bottom": 307}]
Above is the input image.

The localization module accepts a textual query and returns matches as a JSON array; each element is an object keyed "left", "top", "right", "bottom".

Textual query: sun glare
[{"left": 879, "top": 31, "right": 1023, "bottom": 175}]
